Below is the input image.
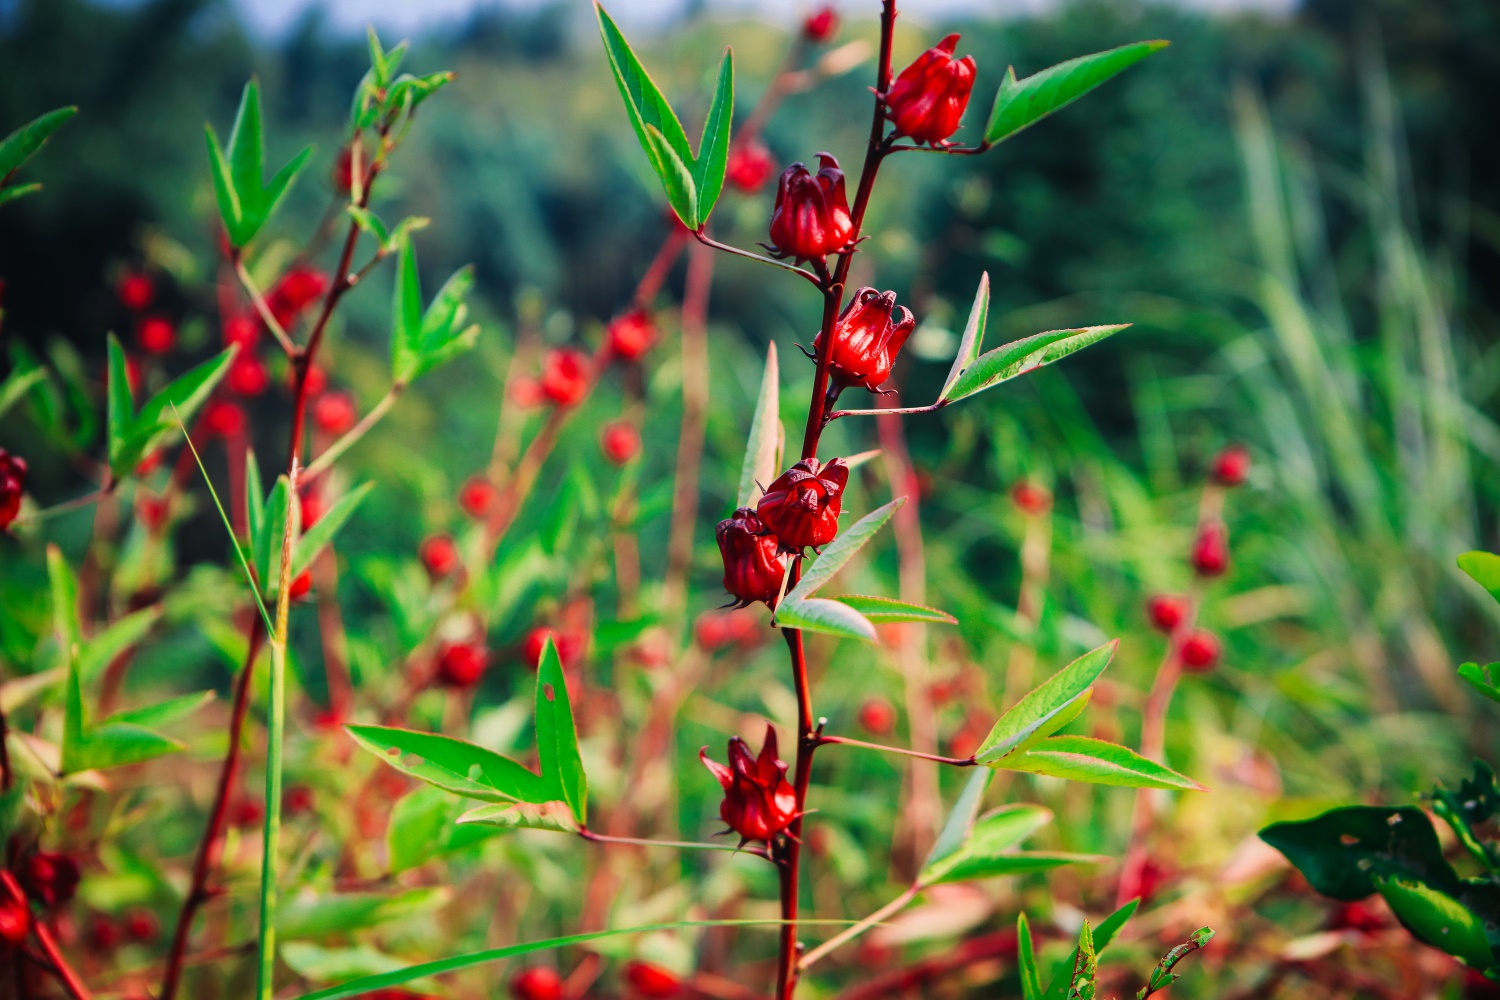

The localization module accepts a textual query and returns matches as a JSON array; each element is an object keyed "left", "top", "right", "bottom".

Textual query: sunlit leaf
[
  {"left": 938, "top": 271, "right": 989, "bottom": 402},
  {"left": 534, "top": 637, "right": 587, "bottom": 824},
  {"left": 833, "top": 594, "right": 956, "bottom": 625},
  {"left": 995, "top": 735, "right": 1204, "bottom": 791},
  {"left": 975, "top": 641, "right": 1116, "bottom": 763},
  {"left": 456, "top": 800, "right": 581, "bottom": 833},
  {"left": 945, "top": 325, "right": 1128, "bottom": 403},
  {"left": 983, "top": 41, "right": 1169, "bottom": 145}
]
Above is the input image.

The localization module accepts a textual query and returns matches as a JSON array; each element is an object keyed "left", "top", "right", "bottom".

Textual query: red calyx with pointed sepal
[
  {"left": 814, "top": 287, "right": 915, "bottom": 394},
  {"left": 540, "top": 348, "right": 590, "bottom": 407},
  {"left": 883, "top": 34, "right": 977, "bottom": 147},
  {"left": 716, "top": 507, "right": 787, "bottom": 607},
  {"left": 700, "top": 724, "right": 797, "bottom": 844},
  {"left": 606, "top": 310, "right": 655, "bottom": 361},
  {"left": 768, "top": 153, "right": 853, "bottom": 263},
  {"left": 757, "top": 457, "right": 849, "bottom": 552}
]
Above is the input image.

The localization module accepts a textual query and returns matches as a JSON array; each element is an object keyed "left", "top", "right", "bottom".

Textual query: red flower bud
[
  {"left": 624, "top": 961, "right": 682, "bottom": 999},
  {"left": 302, "top": 363, "right": 328, "bottom": 397},
  {"left": 1145, "top": 594, "right": 1188, "bottom": 634},
  {"left": 859, "top": 696, "right": 896, "bottom": 735},
  {"left": 283, "top": 785, "right": 316, "bottom": 817},
  {"left": 716, "top": 507, "right": 788, "bottom": 607},
  {"left": 299, "top": 487, "right": 327, "bottom": 528},
  {"left": 137, "top": 316, "right": 176, "bottom": 355},
  {"left": 459, "top": 476, "right": 498, "bottom": 519},
  {"left": 813, "top": 287, "right": 915, "bottom": 393},
  {"left": 231, "top": 797, "right": 265, "bottom": 829},
  {"left": 117, "top": 271, "right": 154, "bottom": 312},
  {"left": 267, "top": 266, "right": 328, "bottom": 327},
  {"left": 606, "top": 310, "right": 656, "bottom": 361},
  {"left": 756, "top": 457, "right": 849, "bottom": 552},
  {"left": 694, "top": 608, "right": 759, "bottom": 651},
  {"left": 883, "top": 34, "right": 977, "bottom": 147},
  {"left": 1330, "top": 900, "right": 1387, "bottom": 934},
  {"left": 436, "top": 642, "right": 488, "bottom": 688},
  {"left": 601, "top": 421, "right": 641, "bottom": 465},
  {"left": 510, "top": 967, "right": 564, "bottom": 1000},
  {"left": 701, "top": 725, "right": 797, "bottom": 844},
  {"left": 313, "top": 391, "right": 358, "bottom": 435},
  {"left": 124, "top": 908, "right": 159, "bottom": 943},
  {"left": 522, "top": 626, "right": 584, "bottom": 670},
  {"left": 726, "top": 139, "right": 776, "bottom": 193},
  {"left": 0, "top": 894, "right": 29, "bottom": 946},
  {"left": 1179, "top": 629, "right": 1220, "bottom": 671},
  {"left": 288, "top": 570, "right": 313, "bottom": 602},
  {"left": 135, "top": 449, "right": 164, "bottom": 477},
  {"left": 510, "top": 377, "right": 544, "bottom": 409},
  {"left": 223, "top": 313, "right": 260, "bottom": 350},
  {"left": 227, "top": 353, "right": 269, "bottom": 396},
  {"left": 1191, "top": 521, "right": 1229, "bottom": 577},
  {"left": 420, "top": 534, "right": 461, "bottom": 578},
  {"left": 87, "top": 914, "right": 121, "bottom": 952},
  {"left": 1010, "top": 481, "right": 1052, "bottom": 516},
  {"left": 0, "top": 448, "right": 28, "bottom": 531},
  {"left": 202, "top": 400, "right": 246, "bottom": 438},
  {"left": 19, "top": 852, "right": 80, "bottom": 908},
  {"left": 802, "top": 5, "right": 838, "bottom": 43},
  {"left": 333, "top": 144, "right": 363, "bottom": 194},
  {"left": 769, "top": 153, "right": 853, "bottom": 263},
  {"left": 137, "top": 496, "right": 169, "bottom": 530},
  {"left": 540, "top": 348, "right": 590, "bottom": 407},
  {"left": 1211, "top": 444, "right": 1251, "bottom": 487}
]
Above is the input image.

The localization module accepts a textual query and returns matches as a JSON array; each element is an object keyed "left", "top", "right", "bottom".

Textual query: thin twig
[
  {"left": 662, "top": 241, "right": 714, "bottom": 611},
  {"left": 816, "top": 734, "right": 975, "bottom": 766},
  {"left": 232, "top": 255, "right": 297, "bottom": 358},
  {"left": 301, "top": 385, "right": 402, "bottom": 482},
  {"left": 694, "top": 231, "right": 822, "bottom": 288},
  {"left": 798, "top": 885, "right": 918, "bottom": 971}
]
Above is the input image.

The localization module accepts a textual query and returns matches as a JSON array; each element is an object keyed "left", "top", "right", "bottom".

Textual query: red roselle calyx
[
  {"left": 802, "top": 5, "right": 838, "bottom": 43},
  {"left": 716, "top": 507, "right": 788, "bottom": 607},
  {"left": 757, "top": 457, "right": 849, "bottom": 552},
  {"left": 459, "top": 476, "right": 498, "bottom": 519},
  {"left": 223, "top": 312, "right": 260, "bottom": 350},
  {"left": 288, "top": 570, "right": 313, "bottom": 602},
  {"left": 1211, "top": 444, "right": 1251, "bottom": 487},
  {"left": 227, "top": 353, "right": 269, "bottom": 396},
  {"left": 202, "top": 400, "right": 246, "bottom": 438},
  {"left": 540, "top": 348, "right": 590, "bottom": 406},
  {"left": 137, "top": 316, "right": 176, "bottom": 355},
  {"left": 1179, "top": 629, "right": 1220, "bottom": 671},
  {"left": 700, "top": 724, "right": 797, "bottom": 844},
  {"left": 1146, "top": 594, "right": 1188, "bottom": 633},
  {"left": 420, "top": 534, "right": 461, "bottom": 578},
  {"left": 1191, "top": 520, "right": 1229, "bottom": 576},
  {"left": 883, "top": 34, "right": 977, "bottom": 147},
  {"left": 522, "top": 626, "right": 584, "bottom": 669},
  {"left": 624, "top": 961, "right": 682, "bottom": 999},
  {"left": 726, "top": 139, "right": 775, "bottom": 193},
  {"left": 0, "top": 448, "right": 27, "bottom": 531},
  {"left": 605, "top": 310, "right": 655, "bottom": 361},
  {"left": 859, "top": 696, "right": 896, "bottom": 735},
  {"left": 1011, "top": 481, "right": 1052, "bottom": 516},
  {"left": 435, "top": 641, "right": 488, "bottom": 688},
  {"left": 313, "top": 391, "right": 357, "bottom": 435},
  {"left": 601, "top": 420, "right": 641, "bottom": 465},
  {"left": 509, "top": 966, "right": 564, "bottom": 1000},
  {"left": 267, "top": 266, "right": 328, "bottom": 329},
  {"left": 19, "top": 851, "right": 80, "bottom": 908},
  {"left": 768, "top": 153, "right": 853, "bottom": 263},
  {"left": 813, "top": 287, "right": 915, "bottom": 394},
  {"left": 118, "top": 271, "right": 154, "bottom": 311},
  {"left": 0, "top": 893, "right": 28, "bottom": 946}
]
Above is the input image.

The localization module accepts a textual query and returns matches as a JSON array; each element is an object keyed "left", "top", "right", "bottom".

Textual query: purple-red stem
[{"left": 3, "top": 863, "right": 92, "bottom": 999}]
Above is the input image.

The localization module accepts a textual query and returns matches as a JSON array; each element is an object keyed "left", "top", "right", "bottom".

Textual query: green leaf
[
  {"left": 389, "top": 235, "right": 479, "bottom": 385},
  {"left": 938, "top": 272, "right": 989, "bottom": 403},
  {"left": 997, "top": 735, "right": 1203, "bottom": 791},
  {"left": 0, "top": 366, "right": 47, "bottom": 421},
  {"left": 105, "top": 334, "right": 135, "bottom": 474},
  {"left": 366, "top": 27, "right": 393, "bottom": 87},
  {"left": 690, "top": 49, "right": 734, "bottom": 226},
  {"left": 1259, "top": 805, "right": 1458, "bottom": 901},
  {"left": 983, "top": 41, "right": 1169, "bottom": 146},
  {"left": 47, "top": 545, "right": 82, "bottom": 657},
  {"left": 832, "top": 594, "right": 957, "bottom": 625},
  {"left": 77, "top": 606, "right": 162, "bottom": 684},
  {"left": 106, "top": 691, "right": 214, "bottom": 729},
  {"left": 975, "top": 641, "right": 1117, "bottom": 764},
  {"left": 0, "top": 106, "right": 77, "bottom": 180},
  {"left": 282, "top": 942, "right": 440, "bottom": 994},
  {"left": 737, "top": 342, "right": 780, "bottom": 509},
  {"left": 1459, "top": 662, "right": 1500, "bottom": 706},
  {"left": 931, "top": 850, "right": 1104, "bottom": 884},
  {"left": 1069, "top": 921, "right": 1098, "bottom": 1000},
  {"left": 772, "top": 596, "right": 877, "bottom": 643},
  {"left": 534, "top": 637, "right": 587, "bottom": 825},
  {"left": 386, "top": 785, "right": 504, "bottom": 874},
  {"left": 1135, "top": 927, "right": 1213, "bottom": 999},
  {"left": 922, "top": 803, "right": 1050, "bottom": 883},
  {"left": 345, "top": 725, "right": 551, "bottom": 805},
  {"left": 278, "top": 888, "right": 448, "bottom": 941},
  {"left": 62, "top": 720, "right": 184, "bottom": 773},
  {"left": 0, "top": 182, "right": 41, "bottom": 207},
  {"left": 114, "top": 345, "right": 238, "bottom": 477},
  {"left": 1375, "top": 877, "right": 1494, "bottom": 968},
  {"left": 256, "top": 476, "right": 296, "bottom": 591},
  {"left": 385, "top": 72, "right": 455, "bottom": 117},
  {"left": 1018, "top": 913, "right": 1042, "bottom": 1000},
  {"left": 946, "top": 325, "right": 1129, "bottom": 403},
  {"left": 1459, "top": 551, "right": 1500, "bottom": 606},
  {"left": 921, "top": 803, "right": 1102, "bottom": 885},
  {"left": 1043, "top": 899, "right": 1141, "bottom": 1000},
  {"left": 644, "top": 124, "right": 698, "bottom": 228},
  {"left": 783, "top": 498, "right": 906, "bottom": 604},
  {"left": 292, "top": 482, "right": 374, "bottom": 576},
  {"left": 206, "top": 80, "right": 313, "bottom": 247},
  {"left": 456, "top": 800, "right": 581, "bottom": 834},
  {"left": 922, "top": 768, "right": 993, "bottom": 877}
]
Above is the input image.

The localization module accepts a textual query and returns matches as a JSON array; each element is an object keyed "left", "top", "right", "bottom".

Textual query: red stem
[
  {"left": 159, "top": 619, "right": 266, "bottom": 1000},
  {"left": 775, "top": 623, "right": 815, "bottom": 1000},
  {"left": 2, "top": 872, "right": 92, "bottom": 1000}
]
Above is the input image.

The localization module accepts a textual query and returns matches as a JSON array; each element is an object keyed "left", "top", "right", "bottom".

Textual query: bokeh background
[{"left": 5, "top": 0, "right": 1500, "bottom": 996}]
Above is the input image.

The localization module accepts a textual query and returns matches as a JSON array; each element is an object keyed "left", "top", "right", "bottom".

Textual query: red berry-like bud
[
  {"left": 601, "top": 421, "right": 641, "bottom": 465},
  {"left": 510, "top": 967, "right": 564, "bottom": 1000},
  {"left": 624, "top": 961, "right": 682, "bottom": 999},
  {"left": 223, "top": 313, "right": 260, "bottom": 350},
  {"left": 299, "top": 487, "right": 327, "bottom": 528},
  {"left": 726, "top": 140, "right": 776, "bottom": 193},
  {"left": 137, "top": 496, "right": 169, "bottom": 531},
  {"left": 0, "top": 448, "right": 28, "bottom": 531},
  {"left": 227, "top": 354, "right": 269, "bottom": 396},
  {"left": 459, "top": 476, "right": 498, "bottom": 519},
  {"left": 1331, "top": 900, "right": 1386, "bottom": 934},
  {"left": 420, "top": 535, "right": 461, "bottom": 578},
  {"left": 1145, "top": 594, "right": 1188, "bottom": 634},
  {"left": 202, "top": 400, "right": 246, "bottom": 438},
  {"left": 540, "top": 349, "right": 590, "bottom": 407},
  {"left": 0, "top": 894, "right": 29, "bottom": 946},
  {"left": 716, "top": 507, "right": 788, "bottom": 607},
  {"left": 302, "top": 363, "right": 328, "bottom": 397},
  {"left": 769, "top": 153, "right": 853, "bottom": 263},
  {"left": 1191, "top": 521, "right": 1229, "bottom": 577},
  {"left": 283, "top": 785, "right": 315, "bottom": 816},
  {"left": 858, "top": 697, "right": 896, "bottom": 735},
  {"left": 313, "top": 391, "right": 357, "bottom": 435},
  {"left": 288, "top": 570, "right": 313, "bottom": 602},
  {"left": 1010, "top": 481, "right": 1051, "bottom": 516},
  {"left": 802, "top": 5, "right": 838, "bottom": 43},
  {"left": 522, "top": 626, "right": 584, "bottom": 669},
  {"left": 695, "top": 608, "right": 758, "bottom": 651},
  {"left": 87, "top": 915, "right": 121, "bottom": 951},
  {"left": 701, "top": 724, "right": 797, "bottom": 844},
  {"left": 123, "top": 908, "right": 159, "bottom": 943},
  {"left": 19, "top": 852, "right": 80, "bottom": 908},
  {"left": 118, "top": 271, "right": 154, "bottom": 311},
  {"left": 605, "top": 310, "right": 656, "bottom": 361},
  {"left": 1211, "top": 444, "right": 1251, "bottom": 487},
  {"left": 231, "top": 797, "right": 265, "bottom": 828},
  {"left": 510, "top": 377, "right": 544, "bottom": 409},
  {"left": 137, "top": 316, "right": 176, "bottom": 355},
  {"left": 814, "top": 287, "right": 915, "bottom": 394},
  {"left": 267, "top": 266, "right": 328, "bottom": 328},
  {"left": 1179, "top": 629, "right": 1220, "bottom": 671},
  {"left": 757, "top": 457, "right": 849, "bottom": 553},
  {"left": 436, "top": 642, "right": 488, "bottom": 688},
  {"left": 883, "top": 34, "right": 977, "bottom": 147}
]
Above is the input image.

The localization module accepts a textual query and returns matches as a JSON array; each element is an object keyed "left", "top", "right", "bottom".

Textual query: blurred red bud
[
  {"left": 420, "top": 535, "right": 461, "bottom": 578},
  {"left": 223, "top": 313, "right": 260, "bottom": 350},
  {"left": 1010, "top": 481, "right": 1051, "bottom": 516},
  {"left": 1191, "top": 521, "right": 1229, "bottom": 577},
  {"left": 540, "top": 349, "right": 590, "bottom": 407},
  {"left": 726, "top": 140, "right": 776, "bottom": 193},
  {"left": 0, "top": 449, "right": 28, "bottom": 531},
  {"left": 313, "top": 391, "right": 358, "bottom": 435},
  {"left": 436, "top": 641, "right": 489, "bottom": 688},
  {"left": 20, "top": 852, "right": 80, "bottom": 908},
  {"left": 1179, "top": 630, "right": 1220, "bottom": 671},
  {"left": 1211, "top": 444, "right": 1251, "bottom": 487},
  {"left": 858, "top": 697, "right": 896, "bottom": 735},
  {"left": 137, "top": 316, "right": 176, "bottom": 355},
  {"left": 1146, "top": 594, "right": 1188, "bottom": 633},
  {"left": 202, "top": 400, "right": 247, "bottom": 438},
  {"left": 460, "top": 476, "right": 498, "bottom": 519},
  {"left": 117, "top": 271, "right": 154, "bottom": 311},
  {"left": 0, "top": 894, "right": 29, "bottom": 946},
  {"left": 227, "top": 354, "right": 269, "bottom": 396},
  {"left": 123, "top": 908, "right": 159, "bottom": 943},
  {"left": 283, "top": 785, "right": 316, "bottom": 817},
  {"left": 802, "top": 5, "right": 838, "bottom": 42},
  {"left": 624, "top": 961, "right": 682, "bottom": 999},
  {"left": 510, "top": 967, "right": 564, "bottom": 1000},
  {"left": 606, "top": 310, "right": 655, "bottom": 361},
  {"left": 601, "top": 421, "right": 641, "bottom": 465},
  {"left": 288, "top": 570, "right": 313, "bottom": 602}
]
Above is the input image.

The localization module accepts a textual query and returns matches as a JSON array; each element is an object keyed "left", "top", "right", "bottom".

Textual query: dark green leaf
[
  {"left": 1069, "top": 921, "right": 1097, "bottom": 1000},
  {"left": 386, "top": 785, "right": 504, "bottom": 874},
  {"left": 0, "top": 366, "right": 46, "bottom": 420},
  {"left": 105, "top": 691, "right": 214, "bottom": 730},
  {"left": 115, "top": 345, "right": 237, "bottom": 477},
  {"left": 105, "top": 335, "right": 135, "bottom": 474},
  {"left": 0, "top": 106, "right": 77, "bottom": 179},
  {"left": 0, "top": 183, "right": 41, "bottom": 207},
  {"left": 534, "top": 637, "right": 587, "bottom": 824},
  {"left": 1459, "top": 662, "right": 1500, "bottom": 706},
  {"left": 1043, "top": 899, "right": 1141, "bottom": 1000},
  {"left": 206, "top": 80, "right": 312, "bottom": 247},
  {"left": 1259, "top": 806, "right": 1457, "bottom": 901},
  {"left": 984, "top": 41, "right": 1169, "bottom": 145},
  {"left": 77, "top": 606, "right": 162, "bottom": 684}
]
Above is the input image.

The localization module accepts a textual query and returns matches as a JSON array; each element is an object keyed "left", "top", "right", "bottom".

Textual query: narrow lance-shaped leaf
[
  {"left": 206, "top": 79, "right": 313, "bottom": 247},
  {"left": 938, "top": 271, "right": 989, "bottom": 402},
  {"left": 345, "top": 725, "right": 552, "bottom": 805},
  {"left": 773, "top": 596, "right": 878, "bottom": 643},
  {"left": 1043, "top": 899, "right": 1141, "bottom": 1000},
  {"left": 996, "top": 735, "right": 1205, "bottom": 791},
  {"left": 832, "top": 594, "right": 957, "bottom": 625},
  {"left": 975, "top": 641, "right": 1117, "bottom": 763},
  {"left": 121, "top": 344, "right": 238, "bottom": 474},
  {"left": 105, "top": 334, "right": 135, "bottom": 474},
  {"left": 922, "top": 768, "right": 993, "bottom": 878},
  {"left": 0, "top": 366, "right": 46, "bottom": 421},
  {"left": 920, "top": 802, "right": 1053, "bottom": 884},
  {"left": 783, "top": 497, "right": 906, "bottom": 603},
  {"left": 1018, "top": 914, "right": 1043, "bottom": 1000},
  {"left": 0, "top": 106, "right": 77, "bottom": 183},
  {"left": 691, "top": 49, "right": 734, "bottom": 226},
  {"left": 984, "top": 41, "right": 1169, "bottom": 146},
  {"left": 292, "top": 482, "right": 375, "bottom": 576},
  {"left": 644, "top": 124, "right": 698, "bottom": 228},
  {"left": 737, "top": 342, "right": 780, "bottom": 508},
  {"left": 534, "top": 636, "right": 588, "bottom": 824},
  {"left": 946, "top": 325, "right": 1129, "bottom": 403}
]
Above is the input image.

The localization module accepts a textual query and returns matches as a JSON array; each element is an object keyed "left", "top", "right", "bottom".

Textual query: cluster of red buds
[
  {"left": 117, "top": 269, "right": 178, "bottom": 357},
  {"left": 880, "top": 34, "right": 977, "bottom": 147},
  {"left": 1145, "top": 444, "right": 1251, "bottom": 672},
  {"left": 18, "top": 851, "right": 80, "bottom": 909},
  {"left": 700, "top": 725, "right": 797, "bottom": 845},
  {"left": 716, "top": 457, "right": 849, "bottom": 606},
  {"left": 0, "top": 447, "right": 27, "bottom": 531},
  {"left": 85, "top": 907, "right": 159, "bottom": 952}
]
